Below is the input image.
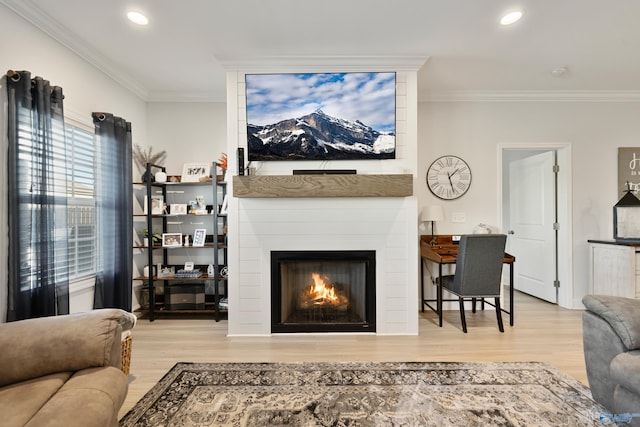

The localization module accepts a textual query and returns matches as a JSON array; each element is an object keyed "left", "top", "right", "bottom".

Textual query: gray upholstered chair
[
  {"left": 583, "top": 294, "right": 640, "bottom": 425},
  {"left": 437, "top": 234, "right": 507, "bottom": 333}
]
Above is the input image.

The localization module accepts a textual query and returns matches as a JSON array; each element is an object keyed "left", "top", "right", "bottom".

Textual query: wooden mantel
[{"left": 233, "top": 174, "right": 413, "bottom": 198}]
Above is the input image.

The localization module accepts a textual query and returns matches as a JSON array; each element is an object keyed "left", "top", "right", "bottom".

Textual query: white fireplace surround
[{"left": 224, "top": 60, "right": 424, "bottom": 335}]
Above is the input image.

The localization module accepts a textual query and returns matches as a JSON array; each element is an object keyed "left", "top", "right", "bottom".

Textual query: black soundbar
[{"left": 292, "top": 169, "right": 357, "bottom": 175}]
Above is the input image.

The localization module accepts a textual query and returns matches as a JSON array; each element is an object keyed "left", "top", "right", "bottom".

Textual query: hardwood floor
[{"left": 119, "top": 290, "right": 588, "bottom": 419}]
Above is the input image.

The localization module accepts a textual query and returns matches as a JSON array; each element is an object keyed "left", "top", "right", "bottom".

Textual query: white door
[{"left": 508, "top": 151, "right": 557, "bottom": 303}]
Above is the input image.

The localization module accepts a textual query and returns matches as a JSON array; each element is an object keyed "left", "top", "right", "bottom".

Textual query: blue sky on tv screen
[{"left": 245, "top": 72, "right": 396, "bottom": 133}]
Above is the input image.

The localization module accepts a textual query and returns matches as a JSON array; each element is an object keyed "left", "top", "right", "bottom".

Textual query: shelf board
[
  {"left": 132, "top": 243, "right": 226, "bottom": 250},
  {"left": 135, "top": 307, "right": 228, "bottom": 316},
  {"left": 233, "top": 174, "right": 413, "bottom": 198},
  {"left": 133, "top": 178, "right": 225, "bottom": 186},
  {"left": 133, "top": 275, "right": 228, "bottom": 281}
]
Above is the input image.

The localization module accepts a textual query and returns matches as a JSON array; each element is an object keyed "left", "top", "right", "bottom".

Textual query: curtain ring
[
  {"left": 6, "top": 70, "right": 21, "bottom": 82},
  {"left": 97, "top": 113, "right": 106, "bottom": 121}
]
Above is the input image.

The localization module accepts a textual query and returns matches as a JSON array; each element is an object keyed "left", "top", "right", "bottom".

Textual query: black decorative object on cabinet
[
  {"left": 614, "top": 184, "right": 640, "bottom": 242},
  {"left": 133, "top": 162, "right": 227, "bottom": 321}
]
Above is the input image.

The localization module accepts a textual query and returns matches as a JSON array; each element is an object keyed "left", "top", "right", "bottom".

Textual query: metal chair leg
[
  {"left": 471, "top": 297, "right": 477, "bottom": 313},
  {"left": 459, "top": 297, "right": 467, "bottom": 333},
  {"left": 495, "top": 297, "right": 504, "bottom": 332},
  {"left": 438, "top": 264, "right": 443, "bottom": 327}
]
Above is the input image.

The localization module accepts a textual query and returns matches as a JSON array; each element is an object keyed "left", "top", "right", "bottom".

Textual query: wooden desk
[{"left": 420, "top": 235, "right": 516, "bottom": 327}]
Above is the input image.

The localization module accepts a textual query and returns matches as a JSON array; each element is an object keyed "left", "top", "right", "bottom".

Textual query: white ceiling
[{"left": 4, "top": 0, "right": 640, "bottom": 102}]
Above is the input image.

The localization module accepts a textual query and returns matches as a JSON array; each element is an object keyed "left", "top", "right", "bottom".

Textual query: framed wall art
[{"left": 618, "top": 147, "right": 640, "bottom": 196}]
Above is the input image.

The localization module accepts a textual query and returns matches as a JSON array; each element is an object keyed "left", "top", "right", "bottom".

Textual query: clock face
[{"left": 426, "top": 155, "right": 472, "bottom": 200}]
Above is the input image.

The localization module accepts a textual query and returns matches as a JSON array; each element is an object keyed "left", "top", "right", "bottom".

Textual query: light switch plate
[{"left": 452, "top": 212, "right": 466, "bottom": 223}]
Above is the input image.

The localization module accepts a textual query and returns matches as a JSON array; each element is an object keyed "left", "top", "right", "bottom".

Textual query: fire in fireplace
[{"left": 271, "top": 250, "right": 376, "bottom": 333}]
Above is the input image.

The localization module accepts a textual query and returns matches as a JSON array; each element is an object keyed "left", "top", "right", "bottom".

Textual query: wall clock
[{"left": 426, "top": 155, "right": 472, "bottom": 200}]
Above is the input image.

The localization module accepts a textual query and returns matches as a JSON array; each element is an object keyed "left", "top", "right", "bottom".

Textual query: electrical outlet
[
  {"left": 452, "top": 235, "right": 461, "bottom": 242},
  {"left": 452, "top": 212, "right": 466, "bottom": 223}
]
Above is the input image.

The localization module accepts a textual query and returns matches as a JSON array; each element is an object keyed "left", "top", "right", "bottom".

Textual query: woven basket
[{"left": 121, "top": 333, "right": 133, "bottom": 376}]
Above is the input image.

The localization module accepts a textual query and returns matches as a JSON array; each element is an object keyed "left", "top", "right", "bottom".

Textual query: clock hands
[{"left": 447, "top": 171, "right": 457, "bottom": 194}]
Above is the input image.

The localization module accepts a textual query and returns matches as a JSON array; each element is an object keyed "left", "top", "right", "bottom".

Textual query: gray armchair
[
  {"left": 437, "top": 234, "right": 507, "bottom": 333},
  {"left": 582, "top": 294, "right": 640, "bottom": 425}
]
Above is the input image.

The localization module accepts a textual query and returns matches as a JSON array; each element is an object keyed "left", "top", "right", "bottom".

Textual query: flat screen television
[{"left": 245, "top": 72, "right": 396, "bottom": 161}]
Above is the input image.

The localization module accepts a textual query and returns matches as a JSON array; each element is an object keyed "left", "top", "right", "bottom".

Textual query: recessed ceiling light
[
  {"left": 500, "top": 10, "right": 523, "bottom": 26},
  {"left": 127, "top": 11, "right": 149, "bottom": 26},
  {"left": 550, "top": 66, "right": 569, "bottom": 77}
]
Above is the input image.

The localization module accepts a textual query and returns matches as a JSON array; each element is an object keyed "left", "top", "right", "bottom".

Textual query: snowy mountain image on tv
[{"left": 245, "top": 72, "right": 396, "bottom": 161}]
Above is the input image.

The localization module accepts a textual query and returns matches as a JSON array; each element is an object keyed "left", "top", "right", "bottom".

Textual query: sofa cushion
[
  {"left": 24, "top": 366, "right": 128, "bottom": 427},
  {"left": 0, "top": 372, "right": 71, "bottom": 427},
  {"left": 0, "top": 309, "right": 127, "bottom": 387},
  {"left": 582, "top": 295, "right": 640, "bottom": 350},
  {"left": 611, "top": 350, "right": 640, "bottom": 398}
]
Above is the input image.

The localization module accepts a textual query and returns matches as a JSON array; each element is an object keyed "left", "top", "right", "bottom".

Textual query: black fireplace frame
[{"left": 271, "top": 250, "right": 376, "bottom": 333}]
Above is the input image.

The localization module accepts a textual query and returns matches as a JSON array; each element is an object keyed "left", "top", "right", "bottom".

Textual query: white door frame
[{"left": 497, "top": 143, "right": 573, "bottom": 309}]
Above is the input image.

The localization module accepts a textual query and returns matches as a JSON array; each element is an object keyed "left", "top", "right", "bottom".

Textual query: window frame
[{"left": 64, "top": 115, "right": 98, "bottom": 291}]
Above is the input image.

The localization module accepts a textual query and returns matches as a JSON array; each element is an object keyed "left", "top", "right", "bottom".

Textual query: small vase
[{"left": 141, "top": 171, "right": 155, "bottom": 183}]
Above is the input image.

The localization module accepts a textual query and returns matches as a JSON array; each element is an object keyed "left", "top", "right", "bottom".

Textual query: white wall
[
  {"left": 145, "top": 102, "right": 227, "bottom": 177},
  {"left": 418, "top": 99, "right": 640, "bottom": 308},
  {"left": 0, "top": 5, "right": 147, "bottom": 317}
]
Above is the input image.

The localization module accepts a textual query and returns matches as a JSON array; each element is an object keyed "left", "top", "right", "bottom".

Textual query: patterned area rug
[{"left": 120, "top": 361, "right": 605, "bottom": 426}]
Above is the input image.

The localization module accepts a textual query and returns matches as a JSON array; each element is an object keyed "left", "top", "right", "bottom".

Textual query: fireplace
[{"left": 271, "top": 250, "right": 376, "bottom": 333}]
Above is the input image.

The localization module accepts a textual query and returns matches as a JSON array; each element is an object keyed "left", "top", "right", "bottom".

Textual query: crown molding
[
  {"left": 217, "top": 55, "right": 429, "bottom": 72},
  {"left": 421, "top": 90, "right": 640, "bottom": 103},
  {"left": 146, "top": 90, "right": 224, "bottom": 103},
  {"left": 1, "top": 0, "right": 149, "bottom": 100}
]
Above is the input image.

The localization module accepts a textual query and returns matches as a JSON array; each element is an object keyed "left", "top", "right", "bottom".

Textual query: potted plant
[{"left": 142, "top": 229, "right": 162, "bottom": 246}]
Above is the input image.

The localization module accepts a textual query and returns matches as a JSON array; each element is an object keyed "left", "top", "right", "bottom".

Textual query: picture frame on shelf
[
  {"left": 162, "top": 232, "right": 183, "bottom": 247},
  {"left": 220, "top": 195, "right": 228, "bottom": 215},
  {"left": 181, "top": 162, "right": 210, "bottom": 182},
  {"left": 151, "top": 195, "right": 164, "bottom": 215},
  {"left": 169, "top": 204, "right": 187, "bottom": 215},
  {"left": 194, "top": 195, "right": 207, "bottom": 215},
  {"left": 193, "top": 228, "right": 206, "bottom": 247}
]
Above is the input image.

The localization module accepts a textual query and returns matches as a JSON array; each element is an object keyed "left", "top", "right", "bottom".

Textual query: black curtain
[
  {"left": 6, "top": 70, "right": 69, "bottom": 321},
  {"left": 92, "top": 112, "right": 133, "bottom": 310}
]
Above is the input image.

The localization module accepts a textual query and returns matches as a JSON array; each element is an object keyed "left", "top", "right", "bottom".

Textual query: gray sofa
[
  {"left": 583, "top": 294, "right": 640, "bottom": 425},
  {"left": 0, "top": 309, "right": 135, "bottom": 427}
]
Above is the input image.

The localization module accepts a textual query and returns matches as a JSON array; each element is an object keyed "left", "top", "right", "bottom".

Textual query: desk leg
[
  {"left": 509, "top": 262, "right": 514, "bottom": 326},
  {"left": 420, "top": 258, "right": 425, "bottom": 312},
  {"left": 438, "top": 263, "right": 443, "bottom": 327}
]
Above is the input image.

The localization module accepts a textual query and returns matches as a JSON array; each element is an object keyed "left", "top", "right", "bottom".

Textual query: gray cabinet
[{"left": 589, "top": 240, "right": 640, "bottom": 298}]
